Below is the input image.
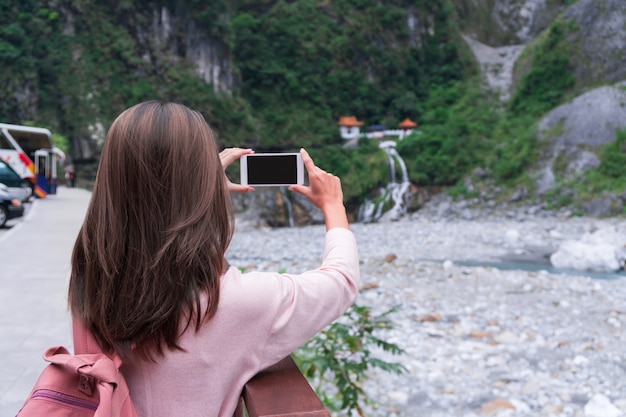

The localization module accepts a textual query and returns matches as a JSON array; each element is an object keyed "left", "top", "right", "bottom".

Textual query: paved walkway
[{"left": 0, "top": 187, "right": 91, "bottom": 416}]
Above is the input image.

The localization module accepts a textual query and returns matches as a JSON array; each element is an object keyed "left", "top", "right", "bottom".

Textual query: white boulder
[
  {"left": 583, "top": 393, "right": 623, "bottom": 417},
  {"left": 550, "top": 225, "right": 626, "bottom": 272}
]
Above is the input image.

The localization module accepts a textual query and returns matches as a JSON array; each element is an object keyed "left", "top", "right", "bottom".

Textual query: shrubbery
[
  {"left": 575, "top": 129, "right": 626, "bottom": 199},
  {"left": 509, "top": 21, "right": 575, "bottom": 117},
  {"left": 294, "top": 304, "right": 405, "bottom": 416}
]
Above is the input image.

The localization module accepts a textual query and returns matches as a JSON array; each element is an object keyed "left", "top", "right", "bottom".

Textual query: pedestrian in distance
[{"left": 64, "top": 164, "right": 75, "bottom": 188}]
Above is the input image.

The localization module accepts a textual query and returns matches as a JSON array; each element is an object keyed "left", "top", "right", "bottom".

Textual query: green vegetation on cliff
[
  {"left": 510, "top": 20, "right": 576, "bottom": 117},
  {"left": 575, "top": 129, "right": 626, "bottom": 201},
  {"left": 0, "top": 0, "right": 618, "bottom": 210},
  {"left": 0, "top": 0, "right": 475, "bottom": 198},
  {"left": 232, "top": 0, "right": 467, "bottom": 149},
  {"left": 1, "top": 0, "right": 468, "bottom": 148}
]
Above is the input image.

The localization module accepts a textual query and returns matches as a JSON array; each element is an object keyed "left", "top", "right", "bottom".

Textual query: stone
[
  {"left": 582, "top": 194, "right": 624, "bottom": 217},
  {"left": 443, "top": 260, "right": 454, "bottom": 270},
  {"left": 361, "top": 282, "right": 380, "bottom": 290},
  {"left": 478, "top": 398, "right": 516, "bottom": 415},
  {"left": 387, "top": 390, "right": 409, "bottom": 404},
  {"left": 468, "top": 331, "right": 493, "bottom": 339},
  {"left": 583, "top": 393, "right": 622, "bottom": 417},
  {"left": 413, "top": 313, "right": 441, "bottom": 322},
  {"left": 505, "top": 229, "right": 520, "bottom": 243},
  {"left": 384, "top": 253, "right": 398, "bottom": 263},
  {"left": 494, "top": 331, "right": 518, "bottom": 344},
  {"left": 572, "top": 355, "right": 589, "bottom": 366},
  {"left": 522, "top": 379, "right": 542, "bottom": 395},
  {"left": 437, "top": 201, "right": 453, "bottom": 218},
  {"left": 541, "top": 404, "right": 564, "bottom": 415},
  {"left": 550, "top": 239, "right": 626, "bottom": 272},
  {"left": 550, "top": 226, "right": 626, "bottom": 272}
]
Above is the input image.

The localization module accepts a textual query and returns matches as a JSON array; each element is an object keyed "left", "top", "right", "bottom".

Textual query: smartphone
[{"left": 240, "top": 153, "right": 304, "bottom": 186}]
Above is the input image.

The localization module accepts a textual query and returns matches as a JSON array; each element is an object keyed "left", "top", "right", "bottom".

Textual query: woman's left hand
[{"left": 219, "top": 147, "right": 254, "bottom": 193}]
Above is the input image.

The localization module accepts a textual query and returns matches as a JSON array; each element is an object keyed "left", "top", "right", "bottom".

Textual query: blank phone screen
[{"left": 247, "top": 155, "right": 298, "bottom": 185}]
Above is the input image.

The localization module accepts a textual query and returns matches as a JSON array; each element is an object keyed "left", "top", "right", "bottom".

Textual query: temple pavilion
[{"left": 338, "top": 116, "right": 418, "bottom": 142}]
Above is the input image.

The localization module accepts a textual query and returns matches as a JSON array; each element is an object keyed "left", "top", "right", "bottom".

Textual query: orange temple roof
[
  {"left": 398, "top": 118, "right": 417, "bottom": 129},
  {"left": 337, "top": 116, "right": 364, "bottom": 127}
]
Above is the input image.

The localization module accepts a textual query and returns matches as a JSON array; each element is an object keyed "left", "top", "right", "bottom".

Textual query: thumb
[
  {"left": 288, "top": 184, "right": 310, "bottom": 197},
  {"left": 228, "top": 181, "right": 254, "bottom": 193}
]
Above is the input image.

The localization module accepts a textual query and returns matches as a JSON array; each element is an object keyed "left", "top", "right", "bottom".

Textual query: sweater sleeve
[{"left": 250, "top": 227, "right": 360, "bottom": 368}]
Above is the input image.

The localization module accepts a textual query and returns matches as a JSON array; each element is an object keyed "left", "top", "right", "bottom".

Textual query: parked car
[
  {"left": 0, "top": 159, "right": 32, "bottom": 202},
  {"left": 0, "top": 184, "right": 24, "bottom": 227}
]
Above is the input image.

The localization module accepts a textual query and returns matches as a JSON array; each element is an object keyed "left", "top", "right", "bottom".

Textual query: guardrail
[{"left": 234, "top": 356, "right": 330, "bottom": 417}]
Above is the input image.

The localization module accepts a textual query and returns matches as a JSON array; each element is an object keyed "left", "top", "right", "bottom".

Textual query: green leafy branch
[{"left": 294, "top": 303, "right": 406, "bottom": 416}]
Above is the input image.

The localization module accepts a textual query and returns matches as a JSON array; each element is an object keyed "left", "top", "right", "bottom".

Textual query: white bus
[{"left": 0, "top": 123, "right": 64, "bottom": 197}]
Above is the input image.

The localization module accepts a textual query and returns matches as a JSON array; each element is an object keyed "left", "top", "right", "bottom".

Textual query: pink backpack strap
[
  {"left": 72, "top": 316, "right": 123, "bottom": 368},
  {"left": 70, "top": 317, "right": 137, "bottom": 417},
  {"left": 72, "top": 317, "right": 95, "bottom": 354}
]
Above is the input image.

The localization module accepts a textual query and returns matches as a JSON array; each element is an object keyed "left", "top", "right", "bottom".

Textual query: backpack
[{"left": 16, "top": 318, "right": 138, "bottom": 417}]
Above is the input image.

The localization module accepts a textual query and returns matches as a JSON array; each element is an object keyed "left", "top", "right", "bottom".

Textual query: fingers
[
  {"left": 220, "top": 148, "right": 253, "bottom": 169},
  {"left": 228, "top": 182, "right": 254, "bottom": 193},
  {"left": 300, "top": 148, "right": 323, "bottom": 177},
  {"left": 220, "top": 148, "right": 254, "bottom": 193},
  {"left": 288, "top": 184, "right": 311, "bottom": 198},
  {"left": 300, "top": 148, "right": 315, "bottom": 171},
  {"left": 291, "top": 148, "right": 344, "bottom": 211},
  {"left": 291, "top": 155, "right": 348, "bottom": 230}
]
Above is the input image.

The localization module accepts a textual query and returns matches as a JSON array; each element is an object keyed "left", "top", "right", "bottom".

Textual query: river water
[{"left": 457, "top": 260, "right": 626, "bottom": 281}]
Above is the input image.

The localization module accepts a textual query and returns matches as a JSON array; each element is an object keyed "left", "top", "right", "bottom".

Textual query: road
[
  {"left": 0, "top": 199, "right": 33, "bottom": 237},
  {"left": 0, "top": 187, "right": 91, "bottom": 416}
]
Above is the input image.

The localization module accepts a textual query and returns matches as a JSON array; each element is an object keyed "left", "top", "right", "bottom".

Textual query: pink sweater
[{"left": 122, "top": 228, "right": 360, "bottom": 417}]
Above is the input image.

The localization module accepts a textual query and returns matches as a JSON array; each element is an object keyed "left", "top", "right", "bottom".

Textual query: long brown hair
[{"left": 68, "top": 101, "right": 234, "bottom": 361}]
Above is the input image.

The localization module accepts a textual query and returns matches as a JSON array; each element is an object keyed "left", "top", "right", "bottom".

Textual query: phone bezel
[{"left": 240, "top": 153, "right": 304, "bottom": 186}]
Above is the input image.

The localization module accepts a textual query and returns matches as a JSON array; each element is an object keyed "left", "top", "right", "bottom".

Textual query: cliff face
[
  {"left": 59, "top": 1, "right": 236, "bottom": 162},
  {"left": 463, "top": 0, "right": 626, "bottom": 111},
  {"left": 451, "top": 0, "right": 568, "bottom": 46},
  {"left": 509, "top": 0, "right": 626, "bottom": 213},
  {"left": 137, "top": 5, "right": 235, "bottom": 93},
  {"left": 464, "top": 0, "right": 626, "bottom": 95},
  {"left": 535, "top": 81, "right": 626, "bottom": 194},
  {"left": 561, "top": 0, "right": 626, "bottom": 86}
]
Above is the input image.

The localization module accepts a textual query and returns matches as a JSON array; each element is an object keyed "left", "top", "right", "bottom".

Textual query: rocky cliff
[
  {"left": 60, "top": 1, "right": 236, "bottom": 162},
  {"left": 451, "top": 0, "right": 568, "bottom": 46},
  {"left": 561, "top": 0, "right": 626, "bottom": 86},
  {"left": 461, "top": 0, "right": 626, "bottom": 100},
  {"left": 458, "top": 0, "right": 626, "bottom": 217}
]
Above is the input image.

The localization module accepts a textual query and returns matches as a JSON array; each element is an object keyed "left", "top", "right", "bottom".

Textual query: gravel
[{"left": 227, "top": 210, "right": 626, "bottom": 417}]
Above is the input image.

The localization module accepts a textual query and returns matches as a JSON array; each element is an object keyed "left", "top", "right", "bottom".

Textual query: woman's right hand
[
  {"left": 219, "top": 147, "right": 254, "bottom": 193},
  {"left": 289, "top": 148, "right": 349, "bottom": 230}
]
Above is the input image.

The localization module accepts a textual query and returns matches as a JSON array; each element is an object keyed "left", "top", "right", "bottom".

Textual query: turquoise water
[{"left": 456, "top": 260, "right": 626, "bottom": 281}]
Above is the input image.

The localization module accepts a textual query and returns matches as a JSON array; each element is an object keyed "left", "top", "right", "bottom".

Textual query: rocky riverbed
[{"left": 226, "top": 207, "right": 626, "bottom": 417}]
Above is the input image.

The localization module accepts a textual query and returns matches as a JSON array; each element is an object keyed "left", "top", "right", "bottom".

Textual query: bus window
[{"left": 0, "top": 131, "right": 12, "bottom": 149}]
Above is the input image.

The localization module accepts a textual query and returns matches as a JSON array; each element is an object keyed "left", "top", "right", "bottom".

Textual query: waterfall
[
  {"left": 386, "top": 149, "right": 396, "bottom": 184},
  {"left": 280, "top": 186, "right": 295, "bottom": 227},
  {"left": 358, "top": 141, "right": 412, "bottom": 223},
  {"left": 388, "top": 145, "right": 409, "bottom": 183}
]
